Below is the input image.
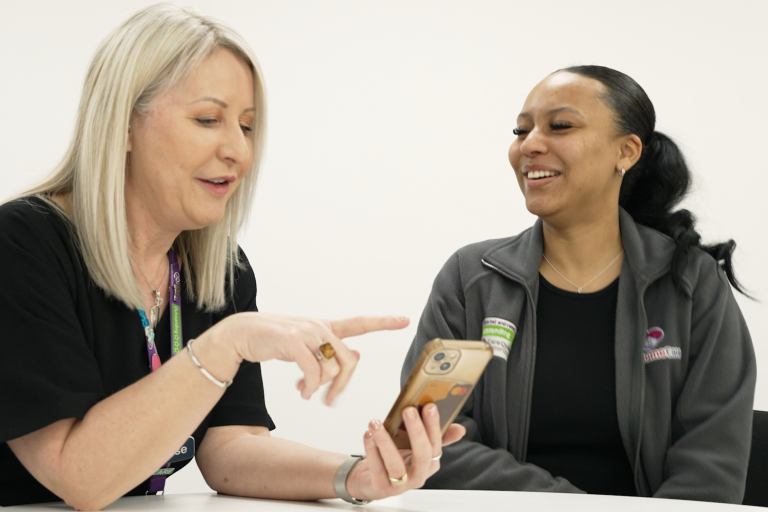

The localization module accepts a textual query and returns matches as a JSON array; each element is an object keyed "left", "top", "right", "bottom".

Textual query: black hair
[{"left": 560, "top": 65, "right": 747, "bottom": 297}]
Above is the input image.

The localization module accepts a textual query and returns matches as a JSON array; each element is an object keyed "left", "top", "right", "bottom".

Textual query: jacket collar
[{"left": 481, "top": 208, "right": 675, "bottom": 289}]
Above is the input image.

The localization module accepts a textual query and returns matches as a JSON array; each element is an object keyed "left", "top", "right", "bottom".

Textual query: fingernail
[
  {"left": 370, "top": 419, "right": 382, "bottom": 431},
  {"left": 364, "top": 431, "right": 373, "bottom": 440},
  {"left": 427, "top": 404, "right": 437, "bottom": 416},
  {"left": 397, "top": 316, "right": 409, "bottom": 322},
  {"left": 404, "top": 407, "right": 415, "bottom": 420}
]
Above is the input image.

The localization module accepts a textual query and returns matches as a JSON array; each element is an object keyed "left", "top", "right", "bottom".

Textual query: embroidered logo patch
[
  {"left": 481, "top": 317, "right": 516, "bottom": 361},
  {"left": 644, "top": 327, "right": 665, "bottom": 352},
  {"left": 644, "top": 346, "right": 682, "bottom": 363}
]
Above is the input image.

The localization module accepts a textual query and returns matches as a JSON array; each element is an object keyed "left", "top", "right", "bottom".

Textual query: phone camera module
[
  {"left": 439, "top": 362, "right": 452, "bottom": 371},
  {"left": 433, "top": 352, "right": 446, "bottom": 362}
]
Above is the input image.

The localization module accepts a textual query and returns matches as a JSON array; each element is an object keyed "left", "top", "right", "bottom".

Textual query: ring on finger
[
  {"left": 389, "top": 472, "right": 408, "bottom": 486},
  {"left": 431, "top": 451, "right": 443, "bottom": 461},
  {"left": 315, "top": 342, "right": 336, "bottom": 361}
]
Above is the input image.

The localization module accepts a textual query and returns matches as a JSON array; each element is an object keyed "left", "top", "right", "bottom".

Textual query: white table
[{"left": 8, "top": 490, "right": 762, "bottom": 511}]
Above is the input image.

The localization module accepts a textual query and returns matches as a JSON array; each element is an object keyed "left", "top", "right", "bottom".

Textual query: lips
[
  {"left": 197, "top": 177, "right": 234, "bottom": 196},
  {"left": 522, "top": 166, "right": 561, "bottom": 187}
]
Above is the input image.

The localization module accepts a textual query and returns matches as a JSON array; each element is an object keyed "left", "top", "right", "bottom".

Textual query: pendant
[
  {"left": 150, "top": 305, "right": 159, "bottom": 329},
  {"left": 577, "top": 287, "right": 583, "bottom": 294},
  {"left": 150, "top": 290, "right": 163, "bottom": 329}
]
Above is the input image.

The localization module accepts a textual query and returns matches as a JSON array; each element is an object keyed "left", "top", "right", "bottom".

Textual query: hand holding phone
[{"left": 383, "top": 339, "right": 492, "bottom": 449}]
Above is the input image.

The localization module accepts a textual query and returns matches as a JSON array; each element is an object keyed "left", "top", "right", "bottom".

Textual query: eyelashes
[
  {"left": 513, "top": 122, "right": 573, "bottom": 136},
  {"left": 196, "top": 117, "right": 253, "bottom": 134}
]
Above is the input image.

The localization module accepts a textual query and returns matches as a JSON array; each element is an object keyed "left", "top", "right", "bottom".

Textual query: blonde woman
[{"left": 0, "top": 4, "right": 463, "bottom": 509}]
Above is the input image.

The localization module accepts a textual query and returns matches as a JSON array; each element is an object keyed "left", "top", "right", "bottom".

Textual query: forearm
[
  {"left": 9, "top": 332, "right": 239, "bottom": 510},
  {"left": 197, "top": 431, "right": 348, "bottom": 500}
]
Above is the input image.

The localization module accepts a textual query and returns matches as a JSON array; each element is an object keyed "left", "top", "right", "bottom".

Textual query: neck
[
  {"left": 125, "top": 190, "right": 179, "bottom": 280},
  {"left": 540, "top": 207, "right": 623, "bottom": 278}
]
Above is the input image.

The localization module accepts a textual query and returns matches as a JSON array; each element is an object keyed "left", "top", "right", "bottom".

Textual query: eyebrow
[
  {"left": 517, "top": 106, "right": 584, "bottom": 120},
  {"left": 190, "top": 96, "right": 256, "bottom": 113}
]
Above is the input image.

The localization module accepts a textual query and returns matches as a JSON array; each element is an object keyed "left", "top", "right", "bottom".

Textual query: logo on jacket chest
[{"left": 643, "top": 327, "right": 682, "bottom": 363}]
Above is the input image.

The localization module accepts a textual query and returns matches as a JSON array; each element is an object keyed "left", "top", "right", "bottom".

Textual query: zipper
[
  {"left": 481, "top": 258, "right": 536, "bottom": 461},
  {"left": 633, "top": 270, "right": 668, "bottom": 496}
]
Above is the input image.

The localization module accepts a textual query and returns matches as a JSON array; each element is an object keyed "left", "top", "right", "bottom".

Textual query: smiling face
[
  {"left": 126, "top": 48, "right": 255, "bottom": 232},
  {"left": 508, "top": 72, "right": 640, "bottom": 226}
]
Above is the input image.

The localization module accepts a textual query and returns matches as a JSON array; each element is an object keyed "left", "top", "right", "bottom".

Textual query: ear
[
  {"left": 127, "top": 125, "right": 132, "bottom": 153},
  {"left": 617, "top": 134, "right": 642, "bottom": 173}
]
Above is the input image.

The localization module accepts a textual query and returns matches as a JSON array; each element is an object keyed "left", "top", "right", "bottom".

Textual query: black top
[
  {"left": 0, "top": 197, "right": 275, "bottom": 506},
  {"left": 525, "top": 273, "right": 635, "bottom": 496}
]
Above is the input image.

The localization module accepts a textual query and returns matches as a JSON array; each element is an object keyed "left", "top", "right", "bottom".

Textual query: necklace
[
  {"left": 542, "top": 250, "right": 624, "bottom": 294},
  {"left": 130, "top": 254, "right": 169, "bottom": 329}
]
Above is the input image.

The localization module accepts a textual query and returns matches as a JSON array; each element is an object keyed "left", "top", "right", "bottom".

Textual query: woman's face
[
  {"left": 127, "top": 48, "right": 255, "bottom": 232},
  {"left": 508, "top": 72, "right": 636, "bottom": 225}
]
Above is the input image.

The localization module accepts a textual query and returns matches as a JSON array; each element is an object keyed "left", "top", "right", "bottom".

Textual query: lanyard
[
  {"left": 139, "top": 248, "right": 183, "bottom": 372},
  {"left": 138, "top": 247, "right": 187, "bottom": 495}
]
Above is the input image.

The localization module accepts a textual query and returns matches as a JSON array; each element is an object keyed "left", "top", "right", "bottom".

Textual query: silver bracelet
[
  {"left": 187, "top": 339, "right": 233, "bottom": 389},
  {"left": 334, "top": 455, "right": 371, "bottom": 505}
]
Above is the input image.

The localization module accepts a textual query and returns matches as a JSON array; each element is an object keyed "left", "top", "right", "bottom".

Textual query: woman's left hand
[{"left": 345, "top": 403, "right": 466, "bottom": 501}]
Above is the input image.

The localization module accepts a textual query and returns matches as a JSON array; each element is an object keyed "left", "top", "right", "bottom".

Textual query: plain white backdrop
[{"left": 2, "top": 0, "right": 766, "bottom": 494}]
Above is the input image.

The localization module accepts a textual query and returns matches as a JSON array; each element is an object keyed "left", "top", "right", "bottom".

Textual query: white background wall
[{"left": 2, "top": 0, "right": 766, "bottom": 494}]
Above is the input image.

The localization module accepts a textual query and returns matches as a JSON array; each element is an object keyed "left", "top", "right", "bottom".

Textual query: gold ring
[
  {"left": 316, "top": 342, "right": 336, "bottom": 361},
  {"left": 389, "top": 472, "right": 408, "bottom": 486}
]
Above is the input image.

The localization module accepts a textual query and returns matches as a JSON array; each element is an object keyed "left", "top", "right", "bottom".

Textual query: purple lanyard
[
  {"left": 139, "top": 248, "right": 183, "bottom": 371},
  {"left": 139, "top": 247, "right": 184, "bottom": 494}
]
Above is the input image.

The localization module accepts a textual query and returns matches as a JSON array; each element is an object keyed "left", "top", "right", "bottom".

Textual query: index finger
[{"left": 329, "top": 316, "right": 409, "bottom": 339}]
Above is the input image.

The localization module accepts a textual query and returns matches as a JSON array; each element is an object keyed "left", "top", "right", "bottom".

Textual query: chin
[
  {"left": 187, "top": 208, "right": 227, "bottom": 230},
  {"left": 524, "top": 197, "right": 558, "bottom": 219}
]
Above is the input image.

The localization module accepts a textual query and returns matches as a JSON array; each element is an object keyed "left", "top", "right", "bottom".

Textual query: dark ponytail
[{"left": 560, "top": 65, "right": 747, "bottom": 297}]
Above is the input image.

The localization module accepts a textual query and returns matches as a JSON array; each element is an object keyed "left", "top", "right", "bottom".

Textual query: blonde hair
[{"left": 19, "top": 3, "right": 266, "bottom": 311}]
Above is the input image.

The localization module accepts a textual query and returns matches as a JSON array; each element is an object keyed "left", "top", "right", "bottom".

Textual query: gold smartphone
[{"left": 383, "top": 339, "right": 492, "bottom": 449}]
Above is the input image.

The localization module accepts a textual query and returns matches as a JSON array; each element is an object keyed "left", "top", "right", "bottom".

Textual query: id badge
[{"left": 167, "top": 436, "right": 195, "bottom": 464}]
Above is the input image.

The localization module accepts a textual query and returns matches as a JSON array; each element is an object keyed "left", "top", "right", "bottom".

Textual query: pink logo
[{"left": 644, "top": 327, "right": 665, "bottom": 352}]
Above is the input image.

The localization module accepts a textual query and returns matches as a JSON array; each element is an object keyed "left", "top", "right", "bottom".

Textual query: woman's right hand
[{"left": 200, "top": 312, "right": 410, "bottom": 405}]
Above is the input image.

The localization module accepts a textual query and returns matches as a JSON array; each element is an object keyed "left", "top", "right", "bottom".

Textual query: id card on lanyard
[{"left": 139, "top": 248, "right": 194, "bottom": 495}]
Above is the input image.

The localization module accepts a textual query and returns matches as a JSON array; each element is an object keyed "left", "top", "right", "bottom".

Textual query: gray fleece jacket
[{"left": 402, "top": 209, "right": 756, "bottom": 503}]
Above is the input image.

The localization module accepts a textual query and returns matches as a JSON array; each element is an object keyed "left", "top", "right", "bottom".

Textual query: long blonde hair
[{"left": 19, "top": 3, "right": 266, "bottom": 311}]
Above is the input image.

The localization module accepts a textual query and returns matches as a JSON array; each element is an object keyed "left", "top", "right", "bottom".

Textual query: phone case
[{"left": 383, "top": 339, "right": 493, "bottom": 449}]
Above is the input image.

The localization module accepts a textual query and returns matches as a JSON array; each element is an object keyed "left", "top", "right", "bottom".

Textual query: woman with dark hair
[{"left": 401, "top": 65, "right": 755, "bottom": 503}]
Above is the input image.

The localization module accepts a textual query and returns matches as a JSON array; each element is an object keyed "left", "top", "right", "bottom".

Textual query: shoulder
[
  {"left": 632, "top": 220, "right": 726, "bottom": 293},
  {"left": 435, "top": 227, "right": 535, "bottom": 287},
  {"left": 0, "top": 196, "right": 67, "bottom": 230},
  {"left": 683, "top": 246, "right": 730, "bottom": 298},
  {"left": 0, "top": 196, "right": 75, "bottom": 257}
]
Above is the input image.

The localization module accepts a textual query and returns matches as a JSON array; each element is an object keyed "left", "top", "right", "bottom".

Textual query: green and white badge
[{"left": 481, "top": 317, "right": 516, "bottom": 361}]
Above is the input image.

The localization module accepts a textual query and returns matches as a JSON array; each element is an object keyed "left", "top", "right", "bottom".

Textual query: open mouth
[
  {"left": 525, "top": 170, "right": 560, "bottom": 180},
  {"left": 198, "top": 178, "right": 232, "bottom": 196}
]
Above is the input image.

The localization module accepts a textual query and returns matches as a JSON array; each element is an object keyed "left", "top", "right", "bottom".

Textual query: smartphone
[{"left": 383, "top": 339, "right": 492, "bottom": 449}]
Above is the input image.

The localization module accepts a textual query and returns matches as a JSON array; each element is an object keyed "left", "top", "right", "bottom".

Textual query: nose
[
  {"left": 519, "top": 126, "right": 548, "bottom": 157},
  {"left": 217, "top": 120, "right": 252, "bottom": 167}
]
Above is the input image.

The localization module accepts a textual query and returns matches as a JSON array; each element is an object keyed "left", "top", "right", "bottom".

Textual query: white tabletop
[{"left": 8, "top": 490, "right": 761, "bottom": 511}]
